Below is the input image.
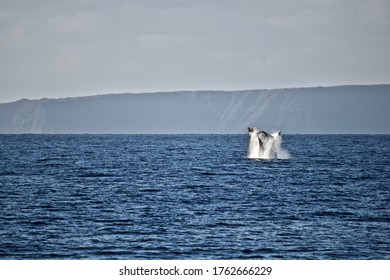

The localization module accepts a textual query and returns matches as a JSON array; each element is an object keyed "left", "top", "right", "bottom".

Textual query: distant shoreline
[{"left": 1, "top": 84, "right": 389, "bottom": 134}]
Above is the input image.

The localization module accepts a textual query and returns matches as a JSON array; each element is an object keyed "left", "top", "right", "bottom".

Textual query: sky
[{"left": 0, "top": 0, "right": 389, "bottom": 103}]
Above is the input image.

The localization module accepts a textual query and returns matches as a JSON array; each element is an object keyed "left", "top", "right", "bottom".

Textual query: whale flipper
[{"left": 271, "top": 131, "right": 281, "bottom": 137}]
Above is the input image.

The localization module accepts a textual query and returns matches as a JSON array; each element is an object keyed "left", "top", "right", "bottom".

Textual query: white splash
[{"left": 247, "top": 127, "right": 290, "bottom": 159}]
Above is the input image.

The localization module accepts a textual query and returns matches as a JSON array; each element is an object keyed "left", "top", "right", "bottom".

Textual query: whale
[{"left": 247, "top": 127, "right": 282, "bottom": 159}]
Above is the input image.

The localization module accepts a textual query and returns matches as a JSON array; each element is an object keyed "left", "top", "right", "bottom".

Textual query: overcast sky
[{"left": 0, "top": 0, "right": 389, "bottom": 103}]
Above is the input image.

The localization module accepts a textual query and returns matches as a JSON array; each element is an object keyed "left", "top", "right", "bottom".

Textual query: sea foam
[{"left": 247, "top": 129, "right": 290, "bottom": 159}]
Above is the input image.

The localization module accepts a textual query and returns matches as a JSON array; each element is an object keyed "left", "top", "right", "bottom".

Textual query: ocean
[{"left": 0, "top": 134, "right": 389, "bottom": 259}]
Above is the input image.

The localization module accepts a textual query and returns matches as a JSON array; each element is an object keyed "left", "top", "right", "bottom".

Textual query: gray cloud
[{"left": 0, "top": 0, "right": 389, "bottom": 103}]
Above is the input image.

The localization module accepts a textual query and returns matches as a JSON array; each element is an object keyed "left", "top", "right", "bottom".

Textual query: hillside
[{"left": 0, "top": 85, "right": 389, "bottom": 134}]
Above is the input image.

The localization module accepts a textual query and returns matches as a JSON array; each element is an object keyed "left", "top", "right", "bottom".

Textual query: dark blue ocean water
[{"left": 0, "top": 134, "right": 389, "bottom": 259}]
